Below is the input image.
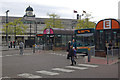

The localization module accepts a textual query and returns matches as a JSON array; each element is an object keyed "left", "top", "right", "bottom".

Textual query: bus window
[{"left": 76, "top": 36, "right": 83, "bottom": 46}]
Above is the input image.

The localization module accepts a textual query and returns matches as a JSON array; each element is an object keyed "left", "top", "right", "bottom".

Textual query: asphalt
[{"left": 1, "top": 48, "right": 120, "bottom": 79}]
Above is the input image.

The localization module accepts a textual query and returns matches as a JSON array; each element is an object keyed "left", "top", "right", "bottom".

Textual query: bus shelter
[
  {"left": 95, "top": 19, "right": 120, "bottom": 57},
  {"left": 36, "top": 28, "right": 74, "bottom": 50}
]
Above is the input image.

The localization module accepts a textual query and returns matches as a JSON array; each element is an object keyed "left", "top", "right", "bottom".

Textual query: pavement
[{"left": 85, "top": 56, "right": 119, "bottom": 65}]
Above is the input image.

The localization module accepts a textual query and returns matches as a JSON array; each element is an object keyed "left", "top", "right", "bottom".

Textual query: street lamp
[{"left": 6, "top": 10, "right": 9, "bottom": 47}]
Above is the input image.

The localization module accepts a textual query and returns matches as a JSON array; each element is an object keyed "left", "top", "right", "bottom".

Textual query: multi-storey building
[{"left": 0, "top": 6, "right": 76, "bottom": 45}]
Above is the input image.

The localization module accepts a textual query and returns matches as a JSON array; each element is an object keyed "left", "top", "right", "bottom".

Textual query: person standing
[
  {"left": 10, "top": 41, "right": 12, "bottom": 48},
  {"left": 108, "top": 41, "right": 112, "bottom": 54},
  {"left": 105, "top": 41, "right": 109, "bottom": 55},
  {"left": 19, "top": 41, "right": 24, "bottom": 55},
  {"left": 69, "top": 46, "right": 76, "bottom": 66}
]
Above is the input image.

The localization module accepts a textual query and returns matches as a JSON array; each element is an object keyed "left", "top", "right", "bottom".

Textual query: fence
[
  {"left": 106, "top": 46, "right": 119, "bottom": 64},
  {"left": 87, "top": 46, "right": 95, "bottom": 62}
]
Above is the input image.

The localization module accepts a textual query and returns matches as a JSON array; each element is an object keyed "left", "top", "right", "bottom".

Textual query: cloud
[{"left": 0, "top": 1, "right": 73, "bottom": 19}]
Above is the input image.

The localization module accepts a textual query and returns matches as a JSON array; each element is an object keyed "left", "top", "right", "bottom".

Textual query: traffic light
[{"left": 77, "top": 14, "right": 79, "bottom": 20}]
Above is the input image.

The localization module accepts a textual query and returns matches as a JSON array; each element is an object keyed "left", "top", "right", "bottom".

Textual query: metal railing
[
  {"left": 106, "top": 46, "right": 119, "bottom": 64},
  {"left": 87, "top": 46, "right": 95, "bottom": 62}
]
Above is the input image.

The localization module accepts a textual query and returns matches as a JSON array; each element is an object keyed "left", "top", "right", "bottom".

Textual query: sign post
[{"left": 88, "top": 48, "right": 91, "bottom": 62}]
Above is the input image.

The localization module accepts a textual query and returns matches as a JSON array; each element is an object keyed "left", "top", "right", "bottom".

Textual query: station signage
[
  {"left": 103, "top": 20, "right": 111, "bottom": 29},
  {"left": 43, "top": 28, "right": 54, "bottom": 34},
  {"left": 96, "top": 19, "right": 120, "bottom": 30},
  {"left": 76, "top": 29, "right": 91, "bottom": 34},
  {"left": 37, "top": 34, "right": 43, "bottom": 37}
]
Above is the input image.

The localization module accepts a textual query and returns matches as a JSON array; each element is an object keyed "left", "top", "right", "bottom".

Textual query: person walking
[
  {"left": 67, "top": 41, "right": 71, "bottom": 59},
  {"left": 71, "top": 39, "right": 76, "bottom": 49},
  {"left": 69, "top": 46, "right": 76, "bottom": 66},
  {"left": 73, "top": 47, "right": 77, "bottom": 59},
  {"left": 19, "top": 41, "right": 24, "bottom": 55}
]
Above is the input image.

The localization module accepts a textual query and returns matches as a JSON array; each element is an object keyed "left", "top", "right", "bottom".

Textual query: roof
[
  {"left": 26, "top": 6, "right": 33, "bottom": 11},
  {"left": 43, "top": 28, "right": 74, "bottom": 35},
  {"left": 52, "top": 28, "right": 74, "bottom": 34}
]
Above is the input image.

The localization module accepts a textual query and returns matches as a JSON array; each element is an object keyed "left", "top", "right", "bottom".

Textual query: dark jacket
[
  {"left": 67, "top": 42, "right": 71, "bottom": 52},
  {"left": 69, "top": 48, "right": 75, "bottom": 57},
  {"left": 108, "top": 42, "right": 112, "bottom": 50},
  {"left": 71, "top": 42, "right": 76, "bottom": 49}
]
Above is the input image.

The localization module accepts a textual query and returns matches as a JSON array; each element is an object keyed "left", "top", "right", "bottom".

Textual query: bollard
[
  {"left": 107, "top": 47, "right": 109, "bottom": 64},
  {"left": 112, "top": 47, "right": 114, "bottom": 61},
  {"left": 88, "top": 48, "right": 91, "bottom": 62}
]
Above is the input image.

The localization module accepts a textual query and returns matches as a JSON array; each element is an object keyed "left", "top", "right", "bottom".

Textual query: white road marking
[
  {"left": 63, "top": 54, "right": 67, "bottom": 56},
  {"left": 2, "top": 76, "right": 11, "bottom": 78},
  {"left": 52, "top": 68, "right": 74, "bottom": 73},
  {"left": 5, "top": 55, "right": 13, "bottom": 57},
  {"left": 65, "top": 66, "right": 88, "bottom": 70},
  {"left": 24, "top": 54, "right": 32, "bottom": 56},
  {"left": 58, "top": 54, "right": 62, "bottom": 56},
  {"left": 18, "top": 73, "right": 42, "bottom": 78},
  {"left": 36, "top": 70, "right": 59, "bottom": 76},
  {"left": 78, "top": 64, "right": 98, "bottom": 68},
  {"left": 13, "top": 54, "right": 19, "bottom": 56}
]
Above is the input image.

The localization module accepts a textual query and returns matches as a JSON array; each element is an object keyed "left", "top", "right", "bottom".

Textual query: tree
[
  {"left": 75, "top": 13, "right": 96, "bottom": 29},
  {"left": 2, "top": 18, "right": 28, "bottom": 35},
  {"left": 45, "top": 13, "right": 63, "bottom": 29}
]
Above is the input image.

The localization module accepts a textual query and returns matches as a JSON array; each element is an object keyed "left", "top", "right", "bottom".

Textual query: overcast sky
[{"left": 0, "top": 0, "right": 119, "bottom": 22}]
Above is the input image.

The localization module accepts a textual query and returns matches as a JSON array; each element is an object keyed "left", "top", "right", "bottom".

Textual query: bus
[{"left": 74, "top": 28, "right": 95, "bottom": 55}]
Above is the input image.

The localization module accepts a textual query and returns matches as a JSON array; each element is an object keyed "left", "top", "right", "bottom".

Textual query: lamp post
[
  {"left": 14, "top": 24, "right": 16, "bottom": 48},
  {"left": 30, "top": 22, "right": 32, "bottom": 38},
  {"left": 6, "top": 10, "right": 9, "bottom": 48}
]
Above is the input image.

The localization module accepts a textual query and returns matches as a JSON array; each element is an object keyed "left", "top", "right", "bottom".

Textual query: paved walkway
[{"left": 85, "top": 56, "right": 119, "bottom": 65}]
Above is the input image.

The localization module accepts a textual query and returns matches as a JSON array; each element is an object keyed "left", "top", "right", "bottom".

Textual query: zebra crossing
[
  {"left": 2, "top": 52, "right": 99, "bottom": 78},
  {"left": 52, "top": 68, "right": 75, "bottom": 73},
  {"left": 2, "top": 53, "right": 34, "bottom": 58},
  {"left": 2, "top": 52, "right": 67, "bottom": 58},
  {"left": 18, "top": 73, "right": 42, "bottom": 78},
  {"left": 16, "top": 64, "right": 99, "bottom": 78},
  {"left": 49, "top": 53, "right": 67, "bottom": 57}
]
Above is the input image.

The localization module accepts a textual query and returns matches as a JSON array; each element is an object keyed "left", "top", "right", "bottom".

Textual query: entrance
[{"left": 45, "top": 35, "right": 54, "bottom": 50}]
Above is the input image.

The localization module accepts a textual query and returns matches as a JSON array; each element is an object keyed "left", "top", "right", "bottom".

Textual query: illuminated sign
[
  {"left": 43, "top": 28, "right": 54, "bottom": 34},
  {"left": 77, "top": 30, "right": 90, "bottom": 34},
  {"left": 37, "top": 34, "right": 43, "bottom": 36}
]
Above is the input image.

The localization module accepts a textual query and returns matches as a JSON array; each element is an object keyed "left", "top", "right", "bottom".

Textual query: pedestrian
[
  {"left": 10, "top": 41, "right": 12, "bottom": 48},
  {"left": 69, "top": 46, "right": 76, "bottom": 66},
  {"left": 19, "top": 41, "right": 24, "bottom": 55},
  {"left": 73, "top": 47, "right": 77, "bottom": 59},
  {"left": 108, "top": 41, "right": 112, "bottom": 54},
  {"left": 8, "top": 41, "right": 10, "bottom": 48},
  {"left": 13, "top": 41, "right": 15, "bottom": 48},
  {"left": 105, "top": 41, "right": 108, "bottom": 55},
  {"left": 71, "top": 39, "right": 77, "bottom": 49},
  {"left": 67, "top": 41, "right": 71, "bottom": 59}
]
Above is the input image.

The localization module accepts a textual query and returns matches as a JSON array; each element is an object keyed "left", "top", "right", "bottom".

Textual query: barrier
[
  {"left": 88, "top": 46, "right": 95, "bottom": 62},
  {"left": 106, "top": 46, "right": 119, "bottom": 64}
]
